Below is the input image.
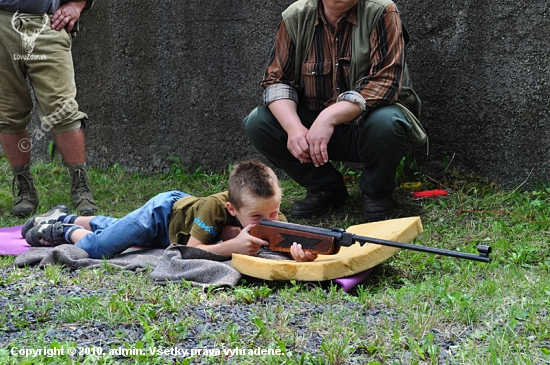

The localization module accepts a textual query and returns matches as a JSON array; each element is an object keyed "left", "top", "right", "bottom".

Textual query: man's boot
[
  {"left": 67, "top": 163, "right": 98, "bottom": 215},
  {"left": 362, "top": 193, "right": 395, "bottom": 222},
  {"left": 11, "top": 163, "right": 39, "bottom": 216},
  {"left": 289, "top": 185, "right": 349, "bottom": 219}
]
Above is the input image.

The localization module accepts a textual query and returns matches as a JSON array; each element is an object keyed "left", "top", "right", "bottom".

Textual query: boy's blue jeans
[{"left": 75, "top": 190, "right": 189, "bottom": 259}]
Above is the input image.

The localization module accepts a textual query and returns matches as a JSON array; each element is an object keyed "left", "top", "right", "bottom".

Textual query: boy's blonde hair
[{"left": 228, "top": 160, "right": 281, "bottom": 210}]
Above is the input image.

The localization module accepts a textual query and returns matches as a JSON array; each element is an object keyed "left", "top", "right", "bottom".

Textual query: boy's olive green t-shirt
[{"left": 168, "top": 191, "right": 287, "bottom": 245}]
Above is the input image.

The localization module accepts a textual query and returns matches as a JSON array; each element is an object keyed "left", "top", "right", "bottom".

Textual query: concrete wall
[
  {"left": 18, "top": 0, "right": 550, "bottom": 188},
  {"left": 399, "top": 0, "right": 550, "bottom": 188}
]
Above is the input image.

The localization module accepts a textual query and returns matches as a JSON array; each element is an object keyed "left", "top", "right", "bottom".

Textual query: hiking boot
[
  {"left": 25, "top": 222, "right": 75, "bottom": 247},
  {"left": 67, "top": 163, "right": 98, "bottom": 216},
  {"left": 290, "top": 186, "right": 348, "bottom": 219},
  {"left": 362, "top": 193, "right": 395, "bottom": 222},
  {"left": 21, "top": 205, "right": 71, "bottom": 238},
  {"left": 11, "top": 163, "right": 39, "bottom": 217}
]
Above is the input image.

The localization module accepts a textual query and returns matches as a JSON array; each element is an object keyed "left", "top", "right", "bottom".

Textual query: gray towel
[{"left": 13, "top": 243, "right": 242, "bottom": 288}]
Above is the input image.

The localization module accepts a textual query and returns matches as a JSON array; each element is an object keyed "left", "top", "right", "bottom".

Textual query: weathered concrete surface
[
  {"left": 399, "top": 0, "right": 550, "bottom": 188},
  {"left": 14, "top": 0, "right": 550, "bottom": 188},
  {"left": 71, "top": 0, "right": 288, "bottom": 172}
]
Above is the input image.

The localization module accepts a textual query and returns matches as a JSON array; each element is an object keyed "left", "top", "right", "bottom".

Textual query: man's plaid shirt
[{"left": 262, "top": 2, "right": 405, "bottom": 114}]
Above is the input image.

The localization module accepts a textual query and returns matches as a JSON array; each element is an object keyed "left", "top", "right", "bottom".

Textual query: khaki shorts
[{"left": 0, "top": 10, "right": 87, "bottom": 134}]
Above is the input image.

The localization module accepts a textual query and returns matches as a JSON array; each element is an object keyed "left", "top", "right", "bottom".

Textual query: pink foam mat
[
  {"left": 0, "top": 225, "right": 30, "bottom": 256},
  {"left": 332, "top": 268, "right": 374, "bottom": 292}
]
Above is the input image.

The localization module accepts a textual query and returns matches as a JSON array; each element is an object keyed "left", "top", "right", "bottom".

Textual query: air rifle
[{"left": 250, "top": 219, "right": 491, "bottom": 263}]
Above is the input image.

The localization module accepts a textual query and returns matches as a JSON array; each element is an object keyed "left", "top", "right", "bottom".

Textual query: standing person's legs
[
  {"left": 0, "top": 11, "right": 40, "bottom": 215},
  {"left": 0, "top": 131, "right": 31, "bottom": 167},
  {"left": 0, "top": 132, "right": 39, "bottom": 216},
  {"left": 26, "top": 15, "right": 97, "bottom": 215}
]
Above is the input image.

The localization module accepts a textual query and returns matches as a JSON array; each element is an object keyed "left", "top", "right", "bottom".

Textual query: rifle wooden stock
[
  {"left": 250, "top": 220, "right": 492, "bottom": 262},
  {"left": 250, "top": 222, "right": 341, "bottom": 255}
]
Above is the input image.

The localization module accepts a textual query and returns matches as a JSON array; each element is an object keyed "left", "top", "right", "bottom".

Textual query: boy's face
[{"left": 226, "top": 197, "right": 281, "bottom": 227}]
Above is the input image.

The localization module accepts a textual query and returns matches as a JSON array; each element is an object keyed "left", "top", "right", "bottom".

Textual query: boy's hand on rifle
[
  {"left": 290, "top": 242, "right": 318, "bottom": 262},
  {"left": 220, "top": 224, "right": 317, "bottom": 261},
  {"left": 232, "top": 224, "right": 268, "bottom": 256},
  {"left": 187, "top": 225, "right": 266, "bottom": 257},
  {"left": 219, "top": 225, "right": 242, "bottom": 241}
]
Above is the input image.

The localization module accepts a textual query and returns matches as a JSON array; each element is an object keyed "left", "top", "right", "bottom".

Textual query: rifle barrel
[{"left": 349, "top": 234, "right": 491, "bottom": 263}]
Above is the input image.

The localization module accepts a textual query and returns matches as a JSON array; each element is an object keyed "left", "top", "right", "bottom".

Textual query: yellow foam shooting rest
[{"left": 231, "top": 216, "right": 423, "bottom": 281}]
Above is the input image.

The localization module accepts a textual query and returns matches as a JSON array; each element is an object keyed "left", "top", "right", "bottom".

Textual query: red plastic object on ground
[{"left": 411, "top": 190, "right": 449, "bottom": 199}]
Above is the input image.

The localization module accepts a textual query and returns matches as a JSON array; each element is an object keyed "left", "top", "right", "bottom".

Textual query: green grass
[{"left": 1, "top": 155, "right": 550, "bottom": 364}]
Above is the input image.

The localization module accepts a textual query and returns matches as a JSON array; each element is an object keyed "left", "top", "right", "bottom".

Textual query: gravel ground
[{"left": 0, "top": 265, "right": 478, "bottom": 364}]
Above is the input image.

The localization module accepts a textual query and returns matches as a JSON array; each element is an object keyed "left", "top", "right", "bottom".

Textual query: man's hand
[
  {"left": 306, "top": 101, "right": 364, "bottom": 167},
  {"left": 306, "top": 114, "right": 335, "bottom": 167},
  {"left": 287, "top": 126, "right": 311, "bottom": 163},
  {"left": 51, "top": 1, "right": 86, "bottom": 32},
  {"left": 267, "top": 99, "right": 312, "bottom": 163}
]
